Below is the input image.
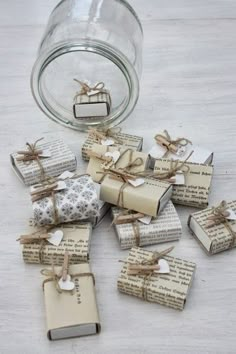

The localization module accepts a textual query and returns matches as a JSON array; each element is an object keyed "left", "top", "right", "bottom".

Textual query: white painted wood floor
[{"left": 1, "top": 0, "right": 236, "bottom": 353}]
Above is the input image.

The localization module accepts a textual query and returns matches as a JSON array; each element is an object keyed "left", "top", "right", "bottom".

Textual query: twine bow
[
  {"left": 135, "top": 151, "right": 193, "bottom": 183},
  {"left": 17, "top": 226, "right": 56, "bottom": 263},
  {"left": 73, "top": 79, "right": 107, "bottom": 103},
  {"left": 31, "top": 182, "right": 61, "bottom": 225},
  {"left": 122, "top": 246, "right": 174, "bottom": 301},
  {"left": 16, "top": 138, "right": 48, "bottom": 182},
  {"left": 155, "top": 130, "right": 192, "bottom": 158},
  {"left": 88, "top": 127, "right": 123, "bottom": 145},
  {"left": 112, "top": 210, "right": 146, "bottom": 247},
  {"left": 206, "top": 200, "right": 236, "bottom": 249}
]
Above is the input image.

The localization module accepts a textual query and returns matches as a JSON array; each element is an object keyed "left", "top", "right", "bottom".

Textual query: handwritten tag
[
  {"left": 58, "top": 171, "right": 74, "bottom": 180},
  {"left": 138, "top": 215, "right": 152, "bottom": 225},
  {"left": 101, "top": 139, "right": 115, "bottom": 146},
  {"left": 226, "top": 209, "right": 236, "bottom": 221},
  {"left": 54, "top": 180, "right": 67, "bottom": 191},
  {"left": 156, "top": 259, "right": 170, "bottom": 274},
  {"left": 128, "top": 178, "right": 145, "bottom": 187},
  {"left": 39, "top": 149, "right": 52, "bottom": 158},
  {"left": 48, "top": 230, "right": 64, "bottom": 246},
  {"left": 105, "top": 151, "right": 120, "bottom": 163},
  {"left": 58, "top": 275, "right": 75, "bottom": 291}
]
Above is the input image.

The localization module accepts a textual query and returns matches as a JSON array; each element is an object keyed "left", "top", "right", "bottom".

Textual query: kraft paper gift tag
[
  {"left": 82, "top": 129, "right": 143, "bottom": 161},
  {"left": 117, "top": 247, "right": 196, "bottom": 310},
  {"left": 99, "top": 176, "right": 172, "bottom": 217},
  {"left": 31, "top": 175, "right": 99, "bottom": 226},
  {"left": 188, "top": 200, "right": 236, "bottom": 255},
  {"left": 154, "top": 159, "right": 213, "bottom": 208},
  {"left": 19, "top": 223, "right": 92, "bottom": 265},
  {"left": 86, "top": 144, "right": 150, "bottom": 183},
  {"left": 112, "top": 201, "right": 182, "bottom": 249},
  {"left": 10, "top": 138, "right": 77, "bottom": 186},
  {"left": 42, "top": 263, "right": 101, "bottom": 340},
  {"left": 149, "top": 131, "right": 213, "bottom": 169}
]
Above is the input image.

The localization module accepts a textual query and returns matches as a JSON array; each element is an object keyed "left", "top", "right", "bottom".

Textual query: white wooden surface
[{"left": 1, "top": 1, "right": 236, "bottom": 353}]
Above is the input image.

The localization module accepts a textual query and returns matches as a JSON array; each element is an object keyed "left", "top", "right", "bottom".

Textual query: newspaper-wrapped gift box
[
  {"left": 42, "top": 263, "right": 101, "bottom": 340},
  {"left": 87, "top": 144, "right": 150, "bottom": 183},
  {"left": 20, "top": 223, "right": 92, "bottom": 264},
  {"left": 73, "top": 89, "right": 111, "bottom": 119},
  {"left": 10, "top": 139, "right": 77, "bottom": 186},
  {"left": 100, "top": 176, "right": 172, "bottom": 217},
  {"left": 154, "top": 159, "right": 213, "bottom": 208},
  {"left": 188, "top": 200, "right": 236, "bottom": 255},
  {"left": 148, "top": 131, "right": 213, "bottom": 169},
  {"left": 112, "top": 201, "right": 182, "bottom": 249},
  {"left": 31, "top": 175, "right": 99, "bottom": 226},
  {"left": 117, "top": 247, "right": 196, "bottom": 310},
  {"left": 82, "top": 131, "right": 143, "bottom": 161}
]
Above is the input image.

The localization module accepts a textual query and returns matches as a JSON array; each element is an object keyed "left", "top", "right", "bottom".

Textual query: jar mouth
[{"left": 31, "top": 40, "right": 139, "bottom": 132}]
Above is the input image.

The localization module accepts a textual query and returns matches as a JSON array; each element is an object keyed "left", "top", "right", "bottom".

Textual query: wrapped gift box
[
  {"left": 112, "top": 201, "right": 182, "bottom": 249},
  {"left": 154, "top": 159, "right": 213, "bottom": 208},
  {"left": 82, "top": 130, "right": 143, "bottom": 161},
  {"left": 188, "top": 200, "right": 236, "bottom": 255},
  {"left": 73, "top": 89, "right": 111, "bottom": 119},
  {"left": 117, "top": 247, "right": 196, "bottom": 310},
  {"left": 42, "top": 263, "right": 101, "bottom": 340},
  {"left": 19, "top": 223, "right": 92, "bottom": 265},
  {"left": 99, "top": 176, "right": 172, "bottom": 217},
  {"left": 87, "top": 144, "right": 150, "bottom": 183},
  {"left": 148, "top": 131, "right": 213, "bottom": 169},
  {"left": 31, "top": 175, "right": 99, "bottom": 226},
  {"left": 10, "top": 139, "right": 77, "bottom": 186}
]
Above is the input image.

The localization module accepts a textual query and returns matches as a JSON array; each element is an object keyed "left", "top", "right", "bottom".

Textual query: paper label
[
  {"left": 39, "top": 149, "right": 52, "bottom": 158},
  {"left": 47, "top": 230, "right": 64, "bottom": 246},
  {"left": 58, "top": 171, "right": 75, "bottom": 180},
  {"left": 173, "top": 172, "right": 186, "bottom": 185},
  {"left": 101, "top": 139, "right": 115, "bottom": 146},
  {"left": 128, "top": 178, "right": 145, "bottom": 187},
  {"left": 58, "top": 275, "right": 75, "bottom": 291},
  {"left": 104, "top": 151, "right": 120, "bottom": 163},
  {"left": 138, "top": 215, "right": 152, "bottom": 225},
  {"left": 226, "top": 209, "right": 236, "bottom": 221}
]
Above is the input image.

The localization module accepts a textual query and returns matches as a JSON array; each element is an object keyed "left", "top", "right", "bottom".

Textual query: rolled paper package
[{"left": 31, "top": 175, "right": 100, "bottom": 226}]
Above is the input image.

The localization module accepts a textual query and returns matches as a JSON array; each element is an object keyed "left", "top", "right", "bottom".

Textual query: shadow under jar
[{"left": 31, "top": 0, "right": 143, "bottom": 131}]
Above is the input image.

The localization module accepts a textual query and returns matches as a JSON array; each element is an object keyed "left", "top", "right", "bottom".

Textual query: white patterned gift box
[{"left": 31, "top": 175, "right": 100, "bottom": 226}]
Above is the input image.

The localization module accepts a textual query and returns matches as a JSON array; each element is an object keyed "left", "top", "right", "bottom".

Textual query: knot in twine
[
  {"left": 206, "top": 200, "right": 236, "bottom": 249},
  {"left": 41, "top": 266, "right": 95, "bottom": 293},
  {"left": 135, "top": 151, "right": 193, "bottom": 183},
  {"left": 155, "top": 130, "right": 192, "bottom": 158},
  {"left": 98, "top": 167, "right": 143, "bottom": 208},
  {"left": 17, "top": 226, "right": 55, "bottom": 263},
  {"left": 73, "top": 79, "right": 106, "bottom": 102},
  {"left": 16, "top": 138, "right": 48, "bottom": 182},
  {"left": 122, "top": 246, "right": 174, "bottom": 301},
  {"left": 31, "top": 182, "right": 61, "bottom": 225},
  {"left": 112, "top": 210, "right": 146, "bottom": 247},
  {"left": 88, "top": 127, "right": 123, "bottom": 145}
]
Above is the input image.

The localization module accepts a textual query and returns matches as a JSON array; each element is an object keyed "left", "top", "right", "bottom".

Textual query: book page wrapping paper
[
  {"left": 188, "top": 200, "right": 236, "bottom": 254},
  {"left": 11, "top": 139, "right": 77, "bottom": 186},
  {"left": 117, "top": 247, "right": 196, "bottom": 310},
  {"left": 21, "top": 223, "right": 92, "bottom": 264},
  {"left": 82, "top": 132, "right": 143, "bottom": 161},
  {"left": 154, "top": 159, "right": 213, "bottom": 208},
  {"left": 112, "top": 201, "right": 182, "bottom": 249}
]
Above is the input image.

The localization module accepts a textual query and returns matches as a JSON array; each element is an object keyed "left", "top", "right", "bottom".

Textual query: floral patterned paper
[{"left": 32, "top": 175, "right": 100, "bottom": 226}]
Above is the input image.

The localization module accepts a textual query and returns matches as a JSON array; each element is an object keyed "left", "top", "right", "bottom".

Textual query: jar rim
[{"left": 31, "top": 39, "right": 140, "bottom": 131}]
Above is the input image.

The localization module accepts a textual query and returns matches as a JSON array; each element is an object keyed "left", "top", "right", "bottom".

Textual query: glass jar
[{"left": 31, "top": 0, "right": 143, "bottom": 131}]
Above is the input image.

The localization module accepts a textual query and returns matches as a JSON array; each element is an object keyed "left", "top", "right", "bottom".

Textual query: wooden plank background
[{"left": 0, "top": 1, "right": 236, "bottom": 353}]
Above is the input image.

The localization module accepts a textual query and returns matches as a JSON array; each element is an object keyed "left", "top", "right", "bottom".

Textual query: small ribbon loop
[{"left": 155, "top": 130, "right": 192, "bottom": 158}]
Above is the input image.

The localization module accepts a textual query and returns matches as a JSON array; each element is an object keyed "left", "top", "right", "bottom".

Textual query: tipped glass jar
[{"left": 31, "top": 0, "right": 143, "bottom": 131}]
